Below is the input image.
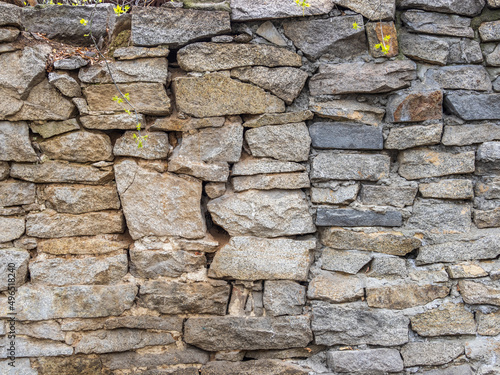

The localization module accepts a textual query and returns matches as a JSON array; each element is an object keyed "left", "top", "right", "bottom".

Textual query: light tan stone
[
  {"left": 367, "top": 283, "right": 450, "bottom": 309},
  {"left": 308, "top": 272, "right": 364, "bottom": 303},
  {"left": 37, "top": 234, "right": 130, "bottom": 255},
  {"left": 410, "top": 303, "right": 476, "bottom": 336},
  {"left": 309, "top": 98, "right": 385, "bottom": 126},
  {"left": 232, "top": 172, "right": 310, "bottom": 192}
]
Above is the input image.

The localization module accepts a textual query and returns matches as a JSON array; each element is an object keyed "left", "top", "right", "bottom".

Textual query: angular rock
[
  {"left": 397, "top": 0, "right": 485, "bottom": 16},
  {"left": 31, "top": 355, "right": 108, "bottom": 375},
  {"left": 201, "top": 359, "right": 309, "bottom": 375},
  {"left": 477, "top": 310, "right": 500, "bottom": 335},
  {"left": 0, "top": 248, "right": 29, "bottom": 290},
  {"left": 320, "top": 228, "right": 421, "bottom": 256},
  {"left": 30, "top": 118, "right": 80, "bottom": 138},
  {"left": 327, "top": 349, "right": 404, "bottom": 373},
  {"left": 309, "top": 60, "right": 416, "bottom": 96},
  {"left": 410, "top": 303, "right": 476, "bottom": 336},
  {"left": 185, "top": 316, "right": 312, "bottom": 351},
  {"left": 419, "top": 179, "right": 473, "bottom": 199},
  {"left": 407, "top": 200, "right": 471, "bottom": 233},
  {"left": 38, "top": 234, "right": 130, "bottom": 256},
  {"left": 207, "top": 190, "right": 315, "bottom": 237},
  {"left": 401, "top": 341, "right": 464, "bottom": 366},
  {"left": 485, "top": 43, "right": 500, "bottom": 66},
  {"left": 232, "top": 172, "right": 310, "bottom": 192},
  {"left": 48, "top": 73, "right": 81, "bottom": 97},
  {"left": 0, "top": 336, "right": 73, "bottom": 358},
  {"left": 311, "top": 153, "right": 390, "bottom": 181},
  {"left": 0, "top": 284, "right": 137, "bottom": 320},
  {"left": 139, "top": 280, "right": 230, "bottom": 315},
  {"left": 367, "top": 283, "right": 450, "bottom": 309},
  {"left": 308, "top": 272, "right": 364, "bottom": 303},
  {"left": 39, "top": 130, "right": 113, "bottom": 163},
  {"left": 113, "top": 131, "right": 170, "bottom": 159},
  {"left": 0, "top": 180, "right": 35, "bottom": 207},
  {"left": 177, "top": 42, "right": 302, "bottom": 72},
  {"left": 114, "top": 159, "right": 206, "bottom": 240},
  {"left": 465, "top": 338, "right": 500, "bottom": 363},
  {"left": 322, "top": 249, "right": 371, "bottom": 274},
  {"left": 0, "top": 121, "right": 37, "bottom": 162},
  {"left": 366, "top": 21, "right": 399, "bottom": 58},
  {"left": 0, "top": 162, "right": 8, "bottom": 180},
  {"left": 256, "top": 21, "right": 287, "bottom": 46},
  {"left": 80, "top": 113, "right": 146, "bottom": 131},
  {"left": 10, "top": 161, "right": 113, "bottom": 185},
  {"left": 478, "top": 141, "right": 500, "bottom": 162},
  {"left": 459, "top": 279, "right": 500, "bottom": 305},
  {"left": 445, "top": 93, "right": 500, "bottom": 120},
  {"left": 311, "top": 301, "right": 409, "bottom": 346},
  {"left": 0, "top": 3, "right": 21, "bottom": 27},
  {"left": 53, "top": 55, "right": 88, "bottom": 70},
  {"left": 309, "top": 122, "right": 383, "bottom": 150},
  {"left": 361, "top": 185, "right": 417, "bottom": 207},
  {"left": 231, "top": 66, "right": 308, "bottom": 105},
  {"left": 0, "top": 216, "right": 25, "bottom": 243},
  {"left": 263, "top": 280, "right": 306, "bottom": 317},
  {"left": 29, "top": 253, "right": 128, "bottom": 286},
  {"left": 398, "top": 148, "right": 475, "bottom": 179},
  {"left": 442, "top": 124, "right": 500, "bottom": 146},
  {"left": 475, "top": 207, "right": 500, "bottom": 228},
  {"left": 151, "top": 115, "right": 225, "bottom": 132},
  {"left": 0, "top": 27, "right": 20, "bottom": 43},
  {"left": 447, "top": 262, "right": 488, "bottom": 279},
  {"left": 209, "top": 236, "right": 315, "bottom": 281},
  {"left": 476, "top": 177, "right": 500, "bottom": 199},
  {"left": 114, "top": 46, "right": 170, "bottom": 60},
  {"left": 369, "top": 256, "right": 408, "bottom": 278},
  {"left": 26, "top": 210, "right": 124, "bottom": 238},
  {"left": 386, "top": 88, "right": 442, "bottom": 123},
  {"left": 243, "top": 110, "right": 313, "bottom": 127},
  {"left": 168, "top": 156, "right": 229, "bottom": 182},
  {"left": 426, "top": 65, "right": 491, "bottom": 90},
  {"left": 333, "top": 0, "right": 395, "bottom": 20},
  {"left": 84, "top": 82, "right": 171, "bottom": 116},
  {"left": 385, "top": 122, "right": 443, "bottom": 150},
  {"left": 230, "top": 0, "right": 333, "bottom": 20},
  {"left": 132, "top": 7, "right": 230, "bottom": 47},
  {"left": 205, "top": 182, "right": 226, "bottom": 199},
  {"left": 479, "top": 20, "right": 500, "bottom": 42},
  {"left": 309, "top": 98, "right": 385, "bottom": 126},
  {"left": 246, "top": 123, "right": 310, "bottom": 162},
  {"left": 311, "top": 184, "right": 359, "bottom": 205},
  {"left": 232, "top": 157, "right": 305, "bottom": 176},
  {"left": 283, "top": 15, "right": 366, "bottom": 60},
  {"left": 402, "top": 10, "right": 474, "bottom": 38},
  {"left": 489, "top": 0, "right": 500, "bottom": 6},
  {"left": 316, "top": 208, "right": 403, "bottom": 227}
]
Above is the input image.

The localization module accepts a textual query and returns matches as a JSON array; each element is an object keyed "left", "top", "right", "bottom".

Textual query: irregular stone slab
[
  {"left": 246, "top": 123, "right": 310, "bottom": 162},
  {"left": 178, "top": 42, "right": 301, "bottom": 72},
  {"left": 361, "top": 185, "right": 417, "bottom": 207},
  {"left": 53, "top": 55, "right": 88, "bottom": 70},
  {"left": 0, "top": 3, "right": 21, "bottom": 27},
  {"left": 402, "top": 10, "right": 474, "bottom": 38},
  {"left": 209, "top": 236, "right": 315, "bottom": 281},
  {"left": 230, "top": 0, "right": 333, "bottom": 20},
  {"left": 367, "top": 283, "right": 450, "bottom": 309},
  {"left": 114, "top": 159, "right": 206, "bottom": 240},
  {"left": 207, "top": 190, "right": 315, "bottom": 237},
  {"left": 48, "top": 72, "right": 81, "bottom": 97},
  {"left": 0, "top": 248, "right": 29, "bottom": 290},
  {"left": 132, "top": 7, "right": 230, "bottom": 47},
  {"left": 139, "top": 280, "right": 230, "bottom": 314},
  {"left": 426, "top": 65, "right": 491, "bottom": 91},
  {"left": 205, "top": 182, "right": 226, "bottom": 199},
  {"left": 80, "top": 113, "right": 146, "bottom": 130},
  {"left": 174, "top": 74, "right": 284, "bottom": 117},
  {"left": 0, "top": 121, "right": 37, "bottom": 162},
  {"left": 263, "top": 280, "right": 305, "bottom": 317},
  {"left": 398, "top": 148, "right": 475, "bottom": 179},
  {"left": 10, "top": 161, "right": 113, "bottom": 184},
  {"left": 309, "top": 98, "right": 385, "bottom": 126},
  {"left": 37, "top": 234, "right": 130, "bottom": 255},
  {"left": 29, "top": 253, "right": 128, "bottom": 286},
  {"left": 311, "top": 153, "right": 390, "bottom": 181},
  {"left": 231, "top": 66, "right": 308, "bottom": 104},
  {"left": 445, "top": 93, "right": 500, "bottom": 120},
  {"left": 478, "top": 141, "right": 500, "bottom": 162},
  {"left": 316, "top": 208, "right": 403, "bottom": 227},
  {"left": 151, "top": 115, "right": 225, "bottom": 132},
  {"left": 256, "top": 21, "right": 287, "bottom": 46},
  {"left": 201, "top": 359, "right": 309, "bottom": 375},
  {"left": 113, "top": 131, "right": 170, "bottom": 160},
  {"left": 232, "top": 172, "right": 310, "bottom": 192},
  {"left": 26, "top": 210, "right": 124, "bottom": 238},
  {"left": 465, "top": 338, "right": 500, "bottom": 364},
  {"left": 407, "top": 200, "right": 471, "bottom": 233},
  {"left": 475, "top": 207, "right": 500, "bottom": 228},
  {"left": 0, "top": 358, "right": 36, "bottom": 375},
  {"left": 489, "top": 0, "right": 500, "bottom": 6},
  {"left": 369, "top": 256, "right": 408, "bottom": 278},
  {"left": 311, "top": 185, "right": 359, "bottom": 205},
  {"left": 476, "top": 177, "right": 500, "bottom": 199},
  {"left": 0, "top": 27, "right": 19, "bottom": 43},
  {"left": 0, "top": 162, "right": 8, "bottom": 180},
  {"left": 283, "top": 15, "right": 366, "bottom": 60},
  {"left": 0, "top": 284, "right": 137, "bottom": 320},
  {"left": 410, "top": 303, "right": 476, "bottom": 336},
  {"left": 243, "top": 110, "right": 313, "bottom": 127},
  {"left": 447, "top": 262, "right": 488, "bottom": 279},
  {"left": 401, "top": 342, "right": 464, "bottom": 367},
  {"left": 30, "top": 119, "right": 80, "bottom": 138},
  {"left": 308, "top": 272, "right": 364, "bottom": 303},
  {"left": 312, "top": 301, "right": 409, "bottom": 346},
  {"left": 84, "top": 82, "right": 171, "bottom": 116},
  {"left": 0, "top": 336, "right": 73, "bottom": 358},
  {"left": 0, "top": 180, "right": 35, "bottom": 207},
  {"left": 309, "top": 122, "right": 383, "bottom": 150},
  {"left": 477, "top": 310, "right": 500, "bottom": 335},
  {"left": 168, "top": 156, "right": 229, "bottom": 182},
  {"left": 0, "top": 216, "right": 25, "bottom": 243},
  {"left": 386, "top": 122, "right": 443, "bottom": 150},
  {"left": 232, "top": 157, "right": 305, "bottom": 176},
  {"left": 327, "top": 349, "right": 403, "bottom": 373},
  {"left": 386, "top": 88, "right": 442, "bottom": 123},
  {"left": 39, "top": 130, "right": 113, "bottom": 163},
  {"left": 479, "top": 20, "right": 500, "bottom": 42},
  {"left": 333, "top": 0, "right": 395, "bottom": 20},
  {"left": 113, "top": 46, "right": 170, "bottom": 60},
  {"left": 419, "top": 179, "right": 473, "bottom": 199},
  {"left": 459, "top": 279, "right": 500, "bottom": 305},
  {"left": 309, "top": 61, "right": 416, "bottom": 96},
  {"left": 79, "top": 58, "right": 169, "bottom": 84},
  {"left": 397, "top": 0, "right": 485, "bottom": 16},
  {"left": 320, "top": 228, "right": 421, "bottom": 256},
  {"left": 485, "top": 43, "right": 500, "bottom": 66},
  {"left": 322, "top": 249, "right": 371, "bottom": 274},
  {"left": 442, "top": 124, "right": 500, "bottom": 146},
  {"left": 185, "top": 316, "right": 312, "bottom": 351}
]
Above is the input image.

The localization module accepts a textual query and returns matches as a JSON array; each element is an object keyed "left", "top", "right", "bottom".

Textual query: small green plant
[
  {"left": 294, "top": 0, "right": 310, "bottom": 15},
  {"left": 112, "top": 94, "right": 148, "bottom": 148}
]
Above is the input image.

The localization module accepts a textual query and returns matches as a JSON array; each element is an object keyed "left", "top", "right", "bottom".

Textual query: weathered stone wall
[{"left": 0, "top": 0, "right": 500, "bottom": 373}]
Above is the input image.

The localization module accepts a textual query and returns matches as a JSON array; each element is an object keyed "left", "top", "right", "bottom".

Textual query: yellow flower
[{"left": 352, "top": 22, "right": 360, "bottom": 30}]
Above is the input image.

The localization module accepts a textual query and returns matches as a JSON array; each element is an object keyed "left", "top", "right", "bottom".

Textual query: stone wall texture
[{"left": 0, "top": 0, "right": 500, "bottom": 373}]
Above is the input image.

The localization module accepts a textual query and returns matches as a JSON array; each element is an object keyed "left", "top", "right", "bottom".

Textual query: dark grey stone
[
  {"left": 309, "top": 122, "right": 383, "bottom": 150},
  {"left": 401, "top": 10, "right": 474, "bottom": 38},
  {"left": 0, "top": 3, "right": 22, "bottom": 27},
  {"left": 397, "top": 0, "right": 485, "bottom": 16},
  {"left": 316, "top": 208, "right": 403, "bottom": 227},
  {"left": 445, "top": 92, "right": 500, "bottom": 120},
  {"left": 425, "top": 65, "right": 491, "bottom": 91}
]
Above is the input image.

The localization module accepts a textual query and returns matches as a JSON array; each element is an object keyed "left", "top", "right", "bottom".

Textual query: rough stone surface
[
  {"left": 402, "top": 10, "right": 474, "bottom": 38},
  {"left": 0, "top": 180, "right": 35, "bottom": 207},
  {"left": 385, "top": 122, "right": 443, "bottom": 150},
  {"left": 0, "top": 27, "right": 19, "bottom": 43},
  {"left": 478, "top": 141, "right": 500, "bottom": 162},
  {"left": 207, "top": 190, "right": 315, "bottom": 237},
  {"left": 177, "top": 42, "right": 302, "bottom": 72},
  {"left": 230, "top": 0, "right": 333, "bottom": 21},
  {"left": 243, "top": 110, "right": 314, "bottom": 128},
  {"left": 447, "top": 262, "right": 488, "bottom": 279},
  {"left": 479, "top": 20, "right": 500, "bottom": 42},
  {"left": 309, "top": 61, "right": 416, "bottom": 95},
  {"left": 442, "top": 124, "right": 500, "bottom": 146},
  {"left": 201, "top": 359, "right": 309, "bottom": 375},
  {"left": 53, "top": 56, "right": 88, "bottom": 70},
  {"left": 184, "top": 316, "right": 312, "bottom": 351},
  {"left": 322, "top": 248, "right": 371, "bottom": 274},
  {"left": 333, "top": 0, "right": 395, "bottom": 20},
  {"left": 401, "top": 341, "right": 464, "bottom": 366},
  {"left": 311, "top": 153, "right": 390, "bottom": 181},
  {"left": 445, "top": 93, "right": 500, "bottom": 120},
  {"left": 475, "top": 208, "right": 500, "bottom": 228},
  {"left": 80, "top": 114, "right": 146, "bottom": 131},
  {"left": 407, "top": 200, "right": 471, "bottom": 233},
  {"left": 410, "top": 303, "right": 476, "bottom": 336},
  {"left": 398, "top": 0, "right": 485, "bottom": 16},
  {"left": 459, "top": 279, "right": 500, "bottom": 305},
  {"left": 246, "top": 123, "right": 310, "bottom": 162},
  {"left": 426, "top": 65, "right": 491, "bottom": 90},
  {"left": 209, "top": 236, "right": 315, "bottom": 281},
  {"left": 0, "top": 216, "right": 25, "bottom": 243},
  {"left": 317, "top": 208, "right": 403, "bottom": 227},
  {"left": 113, "top": 46, "right": 170, "bottom": 60},
  {"left": 232, "top": 157, "right": 306, "bottom": 176},
  {"left": 151, "top": 115, "right": 225, "bottom": 132},
  {"left": 0, "top": 3, "right": 22, "bottom": 27},
  {"left": 0, "top": 121, "right": 37, "bottom": 162},
  {"left": 309, "top": 122, "right": 383, "bottom": 150},
  {"left": 0, "top": 162, "right": 8, "bottom": 181},
  {"left": 0, "top": 248, "right": 29, "bottom": 290},
  {"left": 310, "top": 185, "right": 359, "bottom": 205},
  {"left": 386, "top": 88, "right": 443, "bottom": 123},
  {"left": 477, "top": 310, "right": 500, "bottom": 335},
  {"left": 48, "top": 73, "right": 81, "bottom": 97},
  {"left": 366, "top": 21, "right": 399, "bottom": 58},
  {"left": 361, "top": 185, "right": 417, "bottom": 207},
  {"left": 327, "top": 349, "right": 404, "bottom": 373},
  {"left": 309, "top": 99, "right": 385, "bottom": 126},
  {"left": 263, "top": 280, "right": 306, "bottom": 317},
  {"left": 232, "top": 172, "right": 310, "bottom": 192},
  {"left": 308, "top": 272, "right": 364, "bottom": 303},
  {"left": 366, "top": 283, "right": 450, "bottom": 309},
  {"left": 113, "top": 131, "right": 170, "bottom": 159},
  {"left": 256, "top": 21, "right": 287, "bottom": 46},
  {"left": 30, "top": 119, "right": 80, "bottom": 138},
  {"left": 174, "top": 74, "right": 284, "bottom": 117},
  {"left": 419, "top": 179, "right": 473, "bottom": 199}
]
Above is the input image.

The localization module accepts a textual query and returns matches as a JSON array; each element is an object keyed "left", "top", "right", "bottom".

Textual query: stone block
[
  {"left": 80, "top": 113, "right": 146, "bottom": 131},
  {"left": 308, "top": 272, "right": 364, "bottom": 303},
  {"left": 445, "top": 93, "right": 500, "bottom": 120},
  {"left": 386, "top": 88, "right": 442, "bottom": 123},
  {"left": 321, "top": 248, "right": 371, "bottom": 274},
  {"left": 401, "top": 341, "right": 464, "bottom": 366},
  {"left": 398, "top": 0, "right": 485, "bottom": 16},
  {"left": 0, "top": 336, "right": 72, "bottom": 358},
  {"left": 402, "top": 10, "right": 474, "bottom": 38},
  {"left": 406, "top": 200, "right": 471, "bottom": 233},
  {"left": 30, "top": 119, "right": 80, "bottom": 138},
  {"left": 369, "top": 256, "right": 408, "bottom": 278},
  {"left": 477, "top": 310, "right": 500, "bottom": 335},
  {"left": 474, "top": 208, "right": 500, "bottom": 228},
  {"left": 256, "top": 21, "right": 287, "bottom": 46},
  {"left": 0, "top": 3, "right": 21, "bottom": 27},
  {"left": 113, "top": 131, "right": 171, "bottom": 160},
  {"left": 0, "top": 216, "right": 25, "bottom": 243},
  {"left": 310, "top": 185, "right": 359, "bottom": 205},
  {"left": 459, "top": 279, "right": 500, "bottom": 305},
  {"left": 332, "top": 0, "right": 395, "bottom": 20},
  {"left": 410, "top": 303, "right": 476, "bottom": 336},
  {"left": 37, "top": 234, "right": 130, "bottom": 255},
  {"left": 311, "top": 153, "right": 390, "bottom": 181},
  {"left": 443, "top": 124, "right": 500, "bottom": 146},
  {"left": 361, "top": 185, "right": 417, "bottom": 207},
  {"left": 327, "top": 349, "right": 403, "bottom": 373},
  {"left": 0, "top": 180, "right": 35, "bottom": 207},
  {"left": 479, "top": 20, "right": 500, "bottom": 42},
  {"left": 201, "top": 359, "right": 309, "bottom": 375},
  {"left": 385, "top": 123, "right": 443, "bottom": 150},
  {"left": 309, "top": 122, "right": 383, "bottom": 150},
  {"left": 366, "top": 283, "right": 450, "bottom": 309},
  {"left": 426, "top": 65, "right": 491, "bottom": 90},
  {"left": 243, "top": 110, "right": 313, "bottom": 127},
  {"left": 0, "top": 248, "right": 29, "bottom": 291},
  {"left": 263, "top": 280, "right": 306, "bottom": 316},
  {"left": 366, "top": 21, "right": 399, "bottom": 57},
  {"left": 419, "top": 179, "right": 473, "bottom": 199},
  {"left": 232, "top": 172, "right": 310, "bottom": 192},
  {"left": 113, "top": 46, "right": 170, "bottom": 60},
  {"left": 232, "top": 157, "right": 305, "bottom": 176},
  {"left": 309, "top": 98, "right": 385, "bottom": 126},
  {"left": 230, "top": 0, "right": 333, "bottom": 20},
  {"left": 447, "top": 262, "right": 488, "bottom": 279},
  {"left": 316, "top": 208, "right": 403, "bottom": 227},
  {"left": 0, "top": 121, "right": 37, "bottom": 162},
  {"left": 31, "top": 355, "right": 111, "bottom": 375}
]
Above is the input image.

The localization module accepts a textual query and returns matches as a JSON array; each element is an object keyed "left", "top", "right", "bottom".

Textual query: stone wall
[{"left": 0, "top": 0, "right": 500, "bottom": 373}]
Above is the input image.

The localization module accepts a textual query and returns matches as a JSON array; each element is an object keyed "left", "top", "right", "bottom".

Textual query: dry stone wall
[{"left": 0, "top": 0, "right": 500, "bottom": 373}]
